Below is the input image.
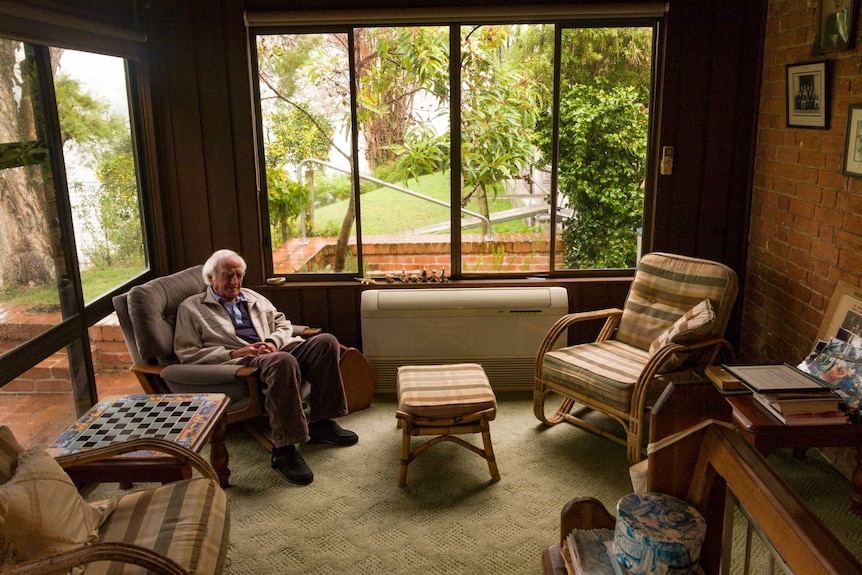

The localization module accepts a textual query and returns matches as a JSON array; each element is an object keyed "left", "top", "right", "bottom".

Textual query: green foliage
[
  {"left": 538, "top": 81, "right": 647, "bottom": 269},
  {"left": 265, "top": 105, "right": 333, "bottom": 168},
  {"left": 54, "top": 71, "right": 144, "bottom": 268},
  {"left": 267, "top": 166, "right": 309, "bottom": 246},
  {"left": 78, "top": 142, "right": 144, "bottom": 267},
  {"left": 385, "top": 25, "right": 543, "bottom": 236},
  {"left": 54, "top": 74, "right": 126, "bottom": 149}
]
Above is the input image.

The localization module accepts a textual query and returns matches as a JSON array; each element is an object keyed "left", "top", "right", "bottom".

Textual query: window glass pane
[
  {"left": 354, "top": 26, "right": 451, "bottom": 279},
  {"left": 460, "top": 24, "right": 556, "bottom": 275},
  {"left": 552, "top": 27, "right": 652, "bottom": 270},
  {"left": 52, "top": 49, "right": 146, "bottom": 301},
  {"left": 0, "top": 346, "right": 80, "bottom": 448},
  {"left": 0, "top": 341, "right": 141, "bottom": 449},
  {"left": 258, "top": 33, "right": 358, "bottom": 275},
  {"left": 0, "top": 40, "right": 66, "bottom": 353},
  {"left": 255, "top": 20, "right": 655, "bottom": 278}
]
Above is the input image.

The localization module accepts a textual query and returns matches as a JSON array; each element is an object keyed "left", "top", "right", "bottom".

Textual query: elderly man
[{"left": 174, "top": 249, "right": 357, "bottom": 485}]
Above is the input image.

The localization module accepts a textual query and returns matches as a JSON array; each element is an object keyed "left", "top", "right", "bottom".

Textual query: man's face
[{"left": 211, "top": 256, "right": 245, "bottom": 302}]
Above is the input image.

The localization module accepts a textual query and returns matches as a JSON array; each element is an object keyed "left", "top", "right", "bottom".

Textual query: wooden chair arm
[
  {"left": 534, "top": 308, "right": 623, "bottom": 378},
  {"left": 54, "top": 438, "right": 218, "bottom": 482},
  {"left": 0, "top": 542, "right": 188, "bottom": 575},
  {"left": 558, "top": 497, "right": 617, "bottom": 542},
  {"left": 130, "top": 364, "right": 165, "bottom": 376},
  {"left": 630, "top": 337, "right": 735, "bottom": 410}
]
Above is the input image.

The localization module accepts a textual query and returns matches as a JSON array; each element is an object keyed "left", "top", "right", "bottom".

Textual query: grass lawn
[
  {"left": 310, "top": 171, "right": 530, "bottom": 236},
  {"left": 1, "top": 263, "right": 147, "bottom": 307}
]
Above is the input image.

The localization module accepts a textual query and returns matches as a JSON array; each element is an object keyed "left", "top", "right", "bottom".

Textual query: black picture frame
[
  {"left": 813, "top": 0, "right": 857, "bottom": 55},
  {"left": 786, "top": 60, "right": 829, "bottom": 129},
  {"left": 843, "top": 104, "right": 862, "bottom": 178}
]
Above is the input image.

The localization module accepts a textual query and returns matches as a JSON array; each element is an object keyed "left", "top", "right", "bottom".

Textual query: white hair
[{"left": 202, "top": 249, "right": 247, "bottom": 284}]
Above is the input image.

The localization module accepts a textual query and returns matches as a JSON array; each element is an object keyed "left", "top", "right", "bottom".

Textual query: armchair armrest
[
  {"left": 54, "top": 437, "right": 219, "bottom": 482},
  {"left": 292, "top": 325, "right": 322, "bottom": 337},
  {"left": 0, "top": 542, "right": 188, "bottom": 575},
  {"left": 629, "top": 337, "right": 736, "bottom": 416}
]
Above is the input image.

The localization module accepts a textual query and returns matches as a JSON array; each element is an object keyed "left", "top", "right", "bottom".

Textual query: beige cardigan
[{"left": 174, "top": 288, "right": 303, "bottom": 365}]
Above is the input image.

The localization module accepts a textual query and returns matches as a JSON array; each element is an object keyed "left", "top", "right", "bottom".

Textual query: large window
[
  {"left": 249, "top": 7, "right": 662, "bottom": 279},
  {"left": 0, "top": 29, "right": 152, "bottom": 434}
]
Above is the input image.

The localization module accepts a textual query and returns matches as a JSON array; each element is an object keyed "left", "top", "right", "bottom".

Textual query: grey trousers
[{"left": 243, "top": 333, "right": 348, "bottom": 447}]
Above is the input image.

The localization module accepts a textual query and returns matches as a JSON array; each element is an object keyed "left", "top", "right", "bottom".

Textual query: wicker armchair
[
  {"left": 0, "top": 427, "right": 229, "bottom": 575},
  {"left": 533, "top": 252, "right": 738, "bottom": 463}
]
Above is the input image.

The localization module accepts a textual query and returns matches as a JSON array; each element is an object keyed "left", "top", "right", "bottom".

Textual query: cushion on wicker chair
[
  {"left": 543, "top": 340, "right": 679, "bottom": 411},
  {"left": 649, "top": 298, "right": 716, "bottom": 371},
  {"left": 0, "top": 448, "right": 116, "bottom": 568},
  {"left": 615, "top": 255, "right": 735, "bottom": 351},
  {"left": 89, "top": 477, "right": 230, "bottom": 575}
]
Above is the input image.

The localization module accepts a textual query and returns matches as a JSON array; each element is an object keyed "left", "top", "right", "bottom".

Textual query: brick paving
[{"left": 1, "top": 303, "right": 140, "bottom": 448}]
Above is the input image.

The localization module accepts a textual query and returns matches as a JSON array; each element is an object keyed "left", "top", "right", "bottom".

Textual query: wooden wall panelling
[
  {"left": 141, "top": 1, "right": 183, "bottom": 272},
  {"left": 258, "top": 279, "right": 634, "bottom": 352},
  {"left": 653, "top": 0, "right": 714, "bottom": 255},
  {"left": 147, "top": 0, "right": 212, "bottom": 270},
  {"left": 222, "top": 0, "right": 267, "bottom": 283},
  {"left": 194, "top": 0, "right": 245, "bottom": 264}
]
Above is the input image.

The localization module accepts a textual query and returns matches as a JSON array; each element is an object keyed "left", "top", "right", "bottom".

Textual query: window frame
[
  {"left": 0, "top": 19, "right": 157, "bottom": 413},
  {"left": 247, "top": 5, "right": 665, "bottom": 282}
]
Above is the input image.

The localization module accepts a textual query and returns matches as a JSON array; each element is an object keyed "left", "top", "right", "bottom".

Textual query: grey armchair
[{"left": 112, "top": 265, "right": 318, "bottom": 451}]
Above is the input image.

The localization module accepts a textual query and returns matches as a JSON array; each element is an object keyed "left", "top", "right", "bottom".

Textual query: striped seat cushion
[
  {"left": 615, "top": 253, "right": 737, "bottom": 352},
  {"left": 90, "top": 478, "right": 230, "bottom": 575},
  {"left": 397, "top": 363, "right": 497, "bottom": 419},
  {"left": 542, "top": 341, "right": 691, "bottom": 411}
]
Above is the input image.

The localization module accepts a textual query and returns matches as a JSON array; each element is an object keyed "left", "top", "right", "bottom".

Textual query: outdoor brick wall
[
  {"left": 0, "top": 311, "right": 127, "bottom": 394},
  {"left": 304, "top": 234, "right": 564, "bottom": 275},
  {"left": 89, "top": 314, "right": 131, "bottom": 371},
  {"left": 745, "top": 0, "right": 862, "bottom": 478}
]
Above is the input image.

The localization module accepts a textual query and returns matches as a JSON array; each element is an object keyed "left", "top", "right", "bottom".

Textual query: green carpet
[{"left": 85, "top": 393, "right": 862, "bottom": 574}]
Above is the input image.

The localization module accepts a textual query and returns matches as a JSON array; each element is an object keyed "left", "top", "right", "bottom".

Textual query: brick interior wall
[{"left": 744, "top": 0, "right": 862, "bottom": 477}]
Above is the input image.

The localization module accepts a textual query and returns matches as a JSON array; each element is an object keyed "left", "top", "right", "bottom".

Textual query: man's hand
[{"left": 229, "top": 341, "right": 277, "bottom": 359}]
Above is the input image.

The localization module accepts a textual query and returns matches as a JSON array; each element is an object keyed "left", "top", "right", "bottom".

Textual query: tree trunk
[{"left": 0, "top": 39, "right": 57, "bottom": 292}]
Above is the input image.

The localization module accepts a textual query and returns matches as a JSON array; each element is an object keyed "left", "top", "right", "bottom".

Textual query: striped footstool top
[{"left": 397, "top": 363, "right": 497, "bottom": 419}]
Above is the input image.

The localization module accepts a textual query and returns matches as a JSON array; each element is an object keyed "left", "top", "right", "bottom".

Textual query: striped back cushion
[{"left": 615, "top": 253, "right": 738, "bottom": 351}]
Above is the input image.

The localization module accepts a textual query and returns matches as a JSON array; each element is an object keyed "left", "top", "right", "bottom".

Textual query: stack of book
[
  {"left": 751, "top": 390, "right": 848, "bottom": 425},
  {"left": 723, "top": 364, "right": 850, "bottom": 426}
]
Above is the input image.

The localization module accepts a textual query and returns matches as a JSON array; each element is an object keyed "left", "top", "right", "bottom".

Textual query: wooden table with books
[{"left": 715, "top": 364, "right": 862, "bottom": 515}]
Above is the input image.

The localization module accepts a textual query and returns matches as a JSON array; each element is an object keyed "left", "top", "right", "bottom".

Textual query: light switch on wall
[{"left": 660, "top": 146, "right": 673, "bottom": 175}]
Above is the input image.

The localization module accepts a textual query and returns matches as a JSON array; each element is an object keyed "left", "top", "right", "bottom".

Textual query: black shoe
[
  {"left": 271, "top": 447, "right": 313, "bottom": 485},
  {"left": 307, "top": 419, "right": 359, "bottom": 446}
]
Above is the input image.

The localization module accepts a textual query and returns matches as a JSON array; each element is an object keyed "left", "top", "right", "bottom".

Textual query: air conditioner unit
[{"left": 360, "top": 286, "right": 568, "bottom": 393}]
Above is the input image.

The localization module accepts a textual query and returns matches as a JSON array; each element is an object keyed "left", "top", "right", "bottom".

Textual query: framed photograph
[
  {"left": 813, "top": 0, "right": 857, "bottom": 55},
  {"left": 844, "top": 105, "right": 862, "bottom": 177},
  {"left": 786, "top": 61, "right": 829, "bottom": 129}
]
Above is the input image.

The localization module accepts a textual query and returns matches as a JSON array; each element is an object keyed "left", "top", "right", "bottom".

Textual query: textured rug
[{"left": 85, "top": 392, "right": 862, "bottom": 574}]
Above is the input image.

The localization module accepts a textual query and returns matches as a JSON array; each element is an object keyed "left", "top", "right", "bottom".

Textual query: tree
[
  {"left": 386, "top": 25, "right": 545, "bottom": 238},
  {"left": 55, "top": 73, "right": 143, "bottom": 268},
  {"left": 0, "top": 40, "right": 57, "bottom": 292}
]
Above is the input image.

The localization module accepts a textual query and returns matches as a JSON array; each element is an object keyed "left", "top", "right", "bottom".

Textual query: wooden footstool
[{"left": 396, "top": 363, "right": 500, "bottom": 486}]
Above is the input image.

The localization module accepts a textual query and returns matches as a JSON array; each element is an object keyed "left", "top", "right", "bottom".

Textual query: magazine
[
  {"left": 797, "top": 337, "right": 862, "bottom": 416},
  {"left": 794, "top": 282, "right": 862, "bottom": 418}
]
